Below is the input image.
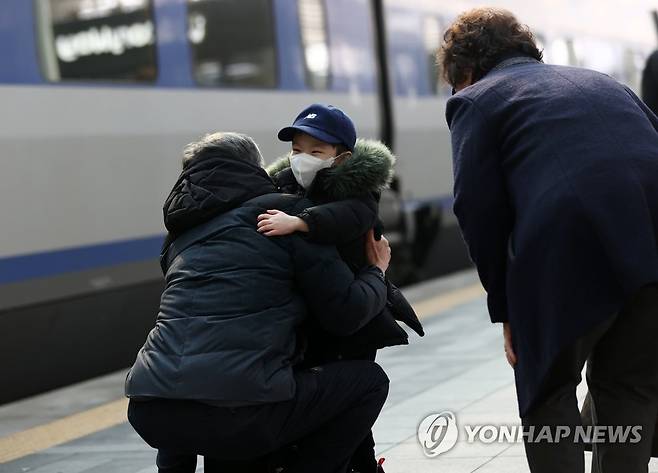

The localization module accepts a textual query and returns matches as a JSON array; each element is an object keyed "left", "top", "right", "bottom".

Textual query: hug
[{"left": 125, "top": 104, "right": 422, "bottom": 473}]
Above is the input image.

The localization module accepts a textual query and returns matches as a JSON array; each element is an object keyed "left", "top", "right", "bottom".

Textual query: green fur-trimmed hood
[
  {"left": 267, "top": 153, "right": 294, "bottom": 178},
  {"left": 266, "top": 138, "right": 396, "bottom": 199}
]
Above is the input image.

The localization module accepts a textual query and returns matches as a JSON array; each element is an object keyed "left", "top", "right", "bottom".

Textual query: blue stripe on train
[
  {"left": 0, "top": 235, "right": 165, "bottom": 285},
  {"left": 0, "top": 195, "right": 454, "bottom": 286}
]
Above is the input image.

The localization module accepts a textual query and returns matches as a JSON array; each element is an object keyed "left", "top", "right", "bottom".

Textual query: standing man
[{"left": 440, "top": 8, "right": 658, "bottom": 473}]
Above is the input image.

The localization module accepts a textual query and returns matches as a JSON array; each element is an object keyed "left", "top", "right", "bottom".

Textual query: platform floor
[{"left": 1, "top": 269, "right": 657, "bottom": 473}]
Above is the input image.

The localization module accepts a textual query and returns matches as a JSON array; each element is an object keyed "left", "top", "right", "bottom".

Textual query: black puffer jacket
[
  {"left": 125, "top": 153, "right": 387, "bottom": 404},
  {"left": 267, "top": 139, "right": 422, "bottom": 360}
]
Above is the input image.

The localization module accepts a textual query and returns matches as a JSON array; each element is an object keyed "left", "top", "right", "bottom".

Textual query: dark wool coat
[
  {"left": 447, "top": 56, "right": 658, "bottom": 417},
  {"left": 125, "top": 154, "right": 388, "bottom": 404},
  {"left": 267, "top": 139, "right": 413, "bottom": 359}
]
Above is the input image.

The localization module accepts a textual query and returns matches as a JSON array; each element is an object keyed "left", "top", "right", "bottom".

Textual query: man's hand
[
  {"left": 503, "top": 322, "right": 517, "bottom": 367},
  {"left": 365, "top": 229, "right": 391, "bottom": 273},
  {"left": 257, "top": 210, "right": 309, "bottom": 236}
]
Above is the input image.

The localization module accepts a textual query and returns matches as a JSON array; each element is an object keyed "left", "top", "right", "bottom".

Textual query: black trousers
[
  {"left": 342, "top": 350, "right": 379, "bottom": 473},
  {"left": 522, "top": 284, "right": 658, "bottom": 473},
  {"left": 128, "top": 360, "right": 389, "bottom": 473},
  {"left": 300, "top": 337, "right": 381, "bottom": 473}
]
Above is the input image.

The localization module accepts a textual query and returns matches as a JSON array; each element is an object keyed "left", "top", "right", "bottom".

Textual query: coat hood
[
  {"left": 266, "top": 138, "right": 396, "bottom": 200},
  {"left": 163, "top": 154, "right": 276, "bottom": 235}
]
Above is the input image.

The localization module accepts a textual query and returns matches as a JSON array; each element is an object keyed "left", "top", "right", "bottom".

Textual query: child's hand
[{"left": 257, "top": 210, "right": 309, "bottom": 236}]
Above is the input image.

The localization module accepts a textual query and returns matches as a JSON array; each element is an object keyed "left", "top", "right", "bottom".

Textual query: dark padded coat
[
  {"left": 447, "top": 55, "right": 658, "bottom": 417},
  {"left": 124, "top": 153, "right": 387, "bottom": 405},
  {"left": 267, "top": 139, "right": 420, "bottom": 360}
]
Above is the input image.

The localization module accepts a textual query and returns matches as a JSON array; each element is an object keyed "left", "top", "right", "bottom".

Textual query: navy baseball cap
[{"left": 278, "top": 104, "right": 357, "bottom": 151}]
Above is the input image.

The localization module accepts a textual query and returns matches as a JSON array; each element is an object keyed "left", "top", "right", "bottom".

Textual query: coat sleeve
[
  {"left": 296, "top": 195, "right": 378, "bottom": 244},
  {"left": 446, "top": 96, "right": 514, "bottom": 323},
  {"left": 291, "top": 236, "right": 387, "bottom": 335}
]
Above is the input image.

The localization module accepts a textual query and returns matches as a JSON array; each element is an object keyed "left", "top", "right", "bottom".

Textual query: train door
[
  {"left": 383, "top": 3, "right": 452, "bottom": 212},
  {"left": 282, "top": 0, "right": 381, "bottom": 146},
  {"left": 379, "top": 2, "right": 447, "bottom": 280}
]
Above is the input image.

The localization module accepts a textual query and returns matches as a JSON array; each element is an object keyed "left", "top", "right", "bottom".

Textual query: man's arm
[
  {"left": 291, "top": 230, "right": 389, "bottom": 335},
  {"left": 446, "top": 96, "right": 514, "bottom": 323}
]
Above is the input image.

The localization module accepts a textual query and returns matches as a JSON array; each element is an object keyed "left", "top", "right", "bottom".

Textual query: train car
[{"left": 0, "top": 0, "right": 655, "bottom": 404}]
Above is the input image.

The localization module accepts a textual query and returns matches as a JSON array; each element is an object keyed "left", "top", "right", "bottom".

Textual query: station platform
[{"left": 1, "top": 269, "right": 656, "bottom": 473}]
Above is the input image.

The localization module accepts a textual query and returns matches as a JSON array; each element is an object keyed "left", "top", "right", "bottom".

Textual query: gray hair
[{"left": 182, "top": 132, "right": 265, "bottom": 168}]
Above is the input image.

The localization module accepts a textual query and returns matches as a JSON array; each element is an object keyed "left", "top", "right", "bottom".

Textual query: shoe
[{"left": 349, "top": 456, "right": 384, "bottom": 473}]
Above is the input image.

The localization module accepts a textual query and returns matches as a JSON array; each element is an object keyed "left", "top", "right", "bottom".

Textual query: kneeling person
[{"left": 125, "top": 132, "right": 391, "bottom": 473}]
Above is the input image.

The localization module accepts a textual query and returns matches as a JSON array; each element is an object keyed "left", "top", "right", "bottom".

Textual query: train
[{"left": 0, "top": 0, "right": 655, "bottom": 404}]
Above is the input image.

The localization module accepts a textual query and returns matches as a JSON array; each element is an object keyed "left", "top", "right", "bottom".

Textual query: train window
[
  {"left": 548, "top": 38, "right": 580, "bottom": 67},
  {"left": 423, "top": 15, "right": 451, "bottom": 97},
  {"left": 579, "top": 38, "right": 622, "bottom": 79},
  {"left": 297, "top": 0, "right": 330, "bottom": 90},
  {"left": 35, "top": 0, "right": 157, "bottom": 82},
  {"left": 187, "top": 0, "right": 277, "bottom": 88},
  {"left": 622, "top": 49, "right": 646, "bottom": 92},
  {"left": 423, "top": 16, "right": 441, "bottom": 95}
]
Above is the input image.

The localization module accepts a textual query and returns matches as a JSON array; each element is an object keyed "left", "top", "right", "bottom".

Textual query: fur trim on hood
[
  {"left": 267, "top": 153, "right": 293, "bottom": 177},
  {"left": 266, "top": 138, "right": 396, "bottom": 199}
]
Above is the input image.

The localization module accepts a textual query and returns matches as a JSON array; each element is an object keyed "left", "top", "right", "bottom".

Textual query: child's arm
[
  {"left": 257, "top": 210, "right": 309, "bottom": 236},
  {"left": 298, "top": 195, "right": 378, "bottom": 244},
  {"left": 257, "top": 193, "right": 379, "bottom": 244}
]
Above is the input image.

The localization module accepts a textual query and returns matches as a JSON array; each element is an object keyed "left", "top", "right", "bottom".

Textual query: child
[{"left": 257, "top": 104, "right": 424, "bottom": 473}]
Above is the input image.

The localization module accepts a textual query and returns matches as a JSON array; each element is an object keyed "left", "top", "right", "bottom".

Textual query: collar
[
  {"left": 452, "top": 55, "right": 540, "bottom": 95},
  {"left": 488, "top": 55, "right": 540, "bottom": 75}
]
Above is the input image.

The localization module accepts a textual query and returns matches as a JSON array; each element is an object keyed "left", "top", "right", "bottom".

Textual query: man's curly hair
[{"left": 438, "top": 8, "right": 543, "bottom": 88}]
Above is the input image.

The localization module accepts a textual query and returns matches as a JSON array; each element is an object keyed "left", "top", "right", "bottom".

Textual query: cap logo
[{"left": 305, "top": 113, "right": 317, "bottom": 119}]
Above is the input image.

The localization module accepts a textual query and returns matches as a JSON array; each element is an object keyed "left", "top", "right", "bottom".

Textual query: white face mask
[{"left": 289, "top": 153, "right": 336, "bottom": 189}]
